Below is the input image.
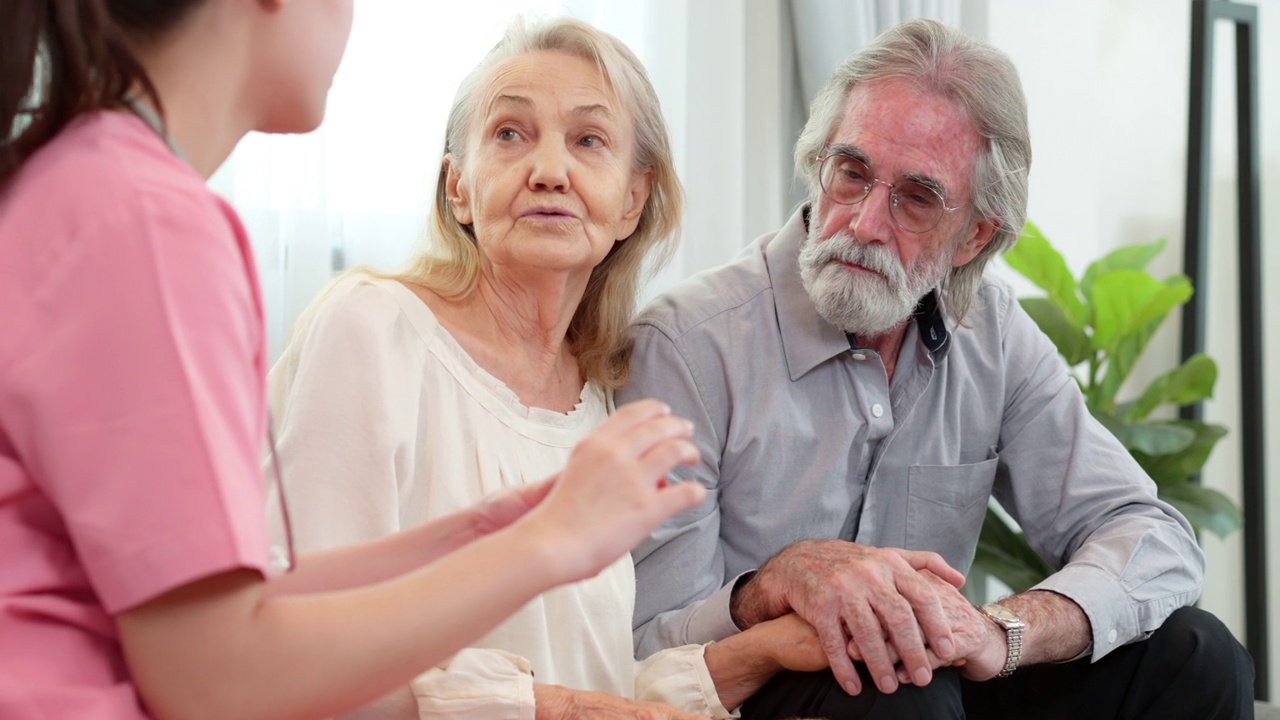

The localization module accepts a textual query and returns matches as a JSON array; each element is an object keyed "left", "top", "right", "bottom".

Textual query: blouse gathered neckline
[{"left": 366, "top": 276, "right": 607, "bottom": 431}]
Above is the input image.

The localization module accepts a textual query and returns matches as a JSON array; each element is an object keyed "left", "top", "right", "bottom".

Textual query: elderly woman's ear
[
  {"left": 443, "top": 155, "right": 474, "bottom": 225},
  {"left": 618, "top": 168, "right": 652, "bottom": 240}
]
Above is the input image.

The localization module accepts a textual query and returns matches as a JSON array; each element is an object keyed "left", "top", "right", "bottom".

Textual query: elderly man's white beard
[{"left": 798, "top": 225, "right": 954, "bottom": 339}]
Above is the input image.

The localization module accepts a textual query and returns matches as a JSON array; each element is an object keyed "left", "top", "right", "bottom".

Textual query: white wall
[{"left": 979, "top": 0, "right": 1280, "bottom": 695}]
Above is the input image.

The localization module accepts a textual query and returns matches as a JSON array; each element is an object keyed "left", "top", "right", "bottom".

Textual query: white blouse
[{"left": 268, "top": 275, "right": 731, "bottom": 719}]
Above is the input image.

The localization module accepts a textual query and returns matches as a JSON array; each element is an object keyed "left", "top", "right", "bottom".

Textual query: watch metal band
[
  {"left": 998, "top": 621, "right": 1023, "bottom": 678},
  {"left": 979, "top": 603, "right": 1025, "bottom": 679}
]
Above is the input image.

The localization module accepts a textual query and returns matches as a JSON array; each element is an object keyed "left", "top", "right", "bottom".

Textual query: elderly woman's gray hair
[
  {"left": 398, "top": 16, "right": 682, "bottom": 388},
  {"left": 794, "top": 18, "right": 1031, "bottom": 323}
]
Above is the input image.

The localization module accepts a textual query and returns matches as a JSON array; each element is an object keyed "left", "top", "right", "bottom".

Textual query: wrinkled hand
[
  {"left": 535, "top": 684, "right": 710, "bottom": 720},
  {"left": 754, "top": 612, "right": 829, "bottom": 674},
  {"left": 895, "top": 570, "right": 1007, "bottom": 683},
  {"left": 705, "top": 613, "right": 829, "bottom": 710},
  {"left": 523, "top": 399, "right": 706, "bottom": 585},
  {"left": 731, "top": 540, "right": 965, "bottom": 697}
]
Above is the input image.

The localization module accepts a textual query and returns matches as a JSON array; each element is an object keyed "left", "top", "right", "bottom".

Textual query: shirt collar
[
  {"left": 912, "top": 290, "right": 952, "bottom": 356},
  {"left": 766, "top": 205, "right": 951, "bottom": 382}
]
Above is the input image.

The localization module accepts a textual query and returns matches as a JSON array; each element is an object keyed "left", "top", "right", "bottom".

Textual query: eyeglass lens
[{"left": 820, "top": 155, "right": 947, "bottom": 232}]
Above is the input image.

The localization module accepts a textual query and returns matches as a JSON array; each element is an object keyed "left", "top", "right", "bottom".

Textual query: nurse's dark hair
[{"left": 0, "top": 0, "right": 203, "bottom": 187}]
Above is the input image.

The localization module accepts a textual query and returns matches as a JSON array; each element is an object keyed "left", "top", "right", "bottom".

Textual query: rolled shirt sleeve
[
  {"left": 409, "top": 649, "right": 535, "bottom": 720},
  {"left": 636, "top": 644, "right": 736, "bottom": 719}
]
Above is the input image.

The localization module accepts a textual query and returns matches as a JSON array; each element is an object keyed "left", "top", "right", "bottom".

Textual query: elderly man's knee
[
  {"left": 741, "top": 667, "right": 963, "bottom": 719},
  {"left": 1154, "top": 607, "right": 1252, "bottom": 676},
  {"left": 872, "top": 669, "right": 964, "bottom": 717},
  {"left": 1142, "top": 605, "right": 1255, "bottom": 717}
]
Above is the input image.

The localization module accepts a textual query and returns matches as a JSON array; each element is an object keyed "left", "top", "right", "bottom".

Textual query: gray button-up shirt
[{"left": 621, "top": 207, "right": 1203, "bottom": 664}]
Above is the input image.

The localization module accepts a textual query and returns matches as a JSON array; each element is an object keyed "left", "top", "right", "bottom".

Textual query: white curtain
[
  {"left": 209, "top": 0, "right": 961, "bottom": 362},
  {"left": 789, "top": 0, "right": 962, "bottom": 105}
]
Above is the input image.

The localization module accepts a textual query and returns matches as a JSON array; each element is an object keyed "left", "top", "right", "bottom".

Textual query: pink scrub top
[{"left": 0, "top": 111, "right": 273, "bottom": 718}]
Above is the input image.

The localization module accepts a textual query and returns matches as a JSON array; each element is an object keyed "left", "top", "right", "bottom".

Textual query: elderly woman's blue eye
[{"left": 497, "top": 129, "right": 519, "bottom": 141}]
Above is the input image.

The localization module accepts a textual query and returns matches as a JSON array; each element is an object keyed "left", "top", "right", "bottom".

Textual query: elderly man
[{"left": 621, "top": 19, "right": 1253, "bottom": 720}]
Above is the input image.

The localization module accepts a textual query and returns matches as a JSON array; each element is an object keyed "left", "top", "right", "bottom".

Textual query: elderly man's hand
[
  {"left": 897, "top": 576, "right": 1095, "bottom": 684},
  {"left": 893, "top": 570, "right": 1008, "bottom": 684},
  {"left": 729, "top": 540, "right": 965, "bottom": 697}
]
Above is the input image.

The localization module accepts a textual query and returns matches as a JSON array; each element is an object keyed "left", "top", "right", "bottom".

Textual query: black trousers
[{"left": 739, "top": 607, "right": 1255, "bottom": 720}]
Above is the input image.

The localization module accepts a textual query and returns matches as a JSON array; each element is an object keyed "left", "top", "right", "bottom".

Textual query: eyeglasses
[{"left": 816, "top": 152, "right": 966, "bottom": 233}]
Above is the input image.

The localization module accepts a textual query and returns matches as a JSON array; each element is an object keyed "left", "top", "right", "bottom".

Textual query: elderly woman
[{"left": 268, "top": 15, "right": 824, "bottom": 720}]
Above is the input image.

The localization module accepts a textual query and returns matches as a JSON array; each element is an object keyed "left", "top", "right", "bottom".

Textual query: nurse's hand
[
  {"left": 469, "top": 479, "right": 556, "bottom": 536},
  {"left": 521, "top": 399, "right": 705, "bottom": 585}
]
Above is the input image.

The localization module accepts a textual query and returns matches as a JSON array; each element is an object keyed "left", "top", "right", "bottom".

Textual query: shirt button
[
  {"left": 871, "top": 403, "right": 884, "bottom": 418},
  {"left": 1107, "top": 628, "right": 1118, "bottom": 644},
  {"left": 851, "top": 352, "right": 867, "bottom": 361}
]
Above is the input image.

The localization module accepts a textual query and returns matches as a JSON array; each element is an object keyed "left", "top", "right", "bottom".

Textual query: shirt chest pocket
[{"left": 905, "top": 449, "right": 1000, "bottom": 575}]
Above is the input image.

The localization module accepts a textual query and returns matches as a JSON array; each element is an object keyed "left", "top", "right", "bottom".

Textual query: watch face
[{"left": 982, "top": 603, "right": 1018, "bottom": 622}]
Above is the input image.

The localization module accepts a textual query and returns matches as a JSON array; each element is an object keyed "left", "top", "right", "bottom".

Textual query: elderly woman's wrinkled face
[{"left": 446, "top": 50, "right": 651, "bottom": 279}]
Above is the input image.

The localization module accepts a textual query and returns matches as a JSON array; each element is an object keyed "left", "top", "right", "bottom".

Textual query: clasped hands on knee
[{"left": 729, "top": 539, "right": 1009, "bottom": 697}]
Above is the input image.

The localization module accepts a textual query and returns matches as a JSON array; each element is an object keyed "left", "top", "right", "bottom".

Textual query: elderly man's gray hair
[{"left": 794, "top": 18, "right": 1031, "bottom": 323}]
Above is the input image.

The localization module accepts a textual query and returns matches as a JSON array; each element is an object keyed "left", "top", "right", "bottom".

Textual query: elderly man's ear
[
  {"left": 443, "top": 155, "right": 474, "bottom": 225},
  {"left": 951, "top": 218, "right": 999, "bottom": 268}
]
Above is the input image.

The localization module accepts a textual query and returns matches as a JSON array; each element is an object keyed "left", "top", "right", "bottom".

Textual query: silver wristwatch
[{"left": 979, "top": 602, "right": 1026, "bottom": 678}]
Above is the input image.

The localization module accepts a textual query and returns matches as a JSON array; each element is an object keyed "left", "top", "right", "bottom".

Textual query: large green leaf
[
  {"left": 1122, "top": 354, "right": 1218, "bottom": 423},
  {"left": 1095, "top": 315, "right": 1163, "bottom": 410},
  {"left": 1004, "top": 222, "right": 1088, "bottom": 328},
  {"left": 1133, "top": 421, "right": 1229, "bottom": 485},
  {"left": 972, "top": 506, "right": 1054, "bottom": 594},
  {"left": 1158, "top": 482, "right": 1243, "bottom": 539},
  {"left": 1138, "top": 275, "right": 1194, "bottom": 331},
  {"left": 1020, "top": 298, "right": 1092, "bottom": 366},
  {"left": 1080, "top": 239, "right": 1167, "bottom": 302},
  {"left": 1090, "top": 271, "right": 1192, "bottom": 353}
]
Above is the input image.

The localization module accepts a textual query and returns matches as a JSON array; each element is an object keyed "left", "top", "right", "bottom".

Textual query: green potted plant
[{"left": 971, "top": 222, "right": 1243, "bottom": 594}]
